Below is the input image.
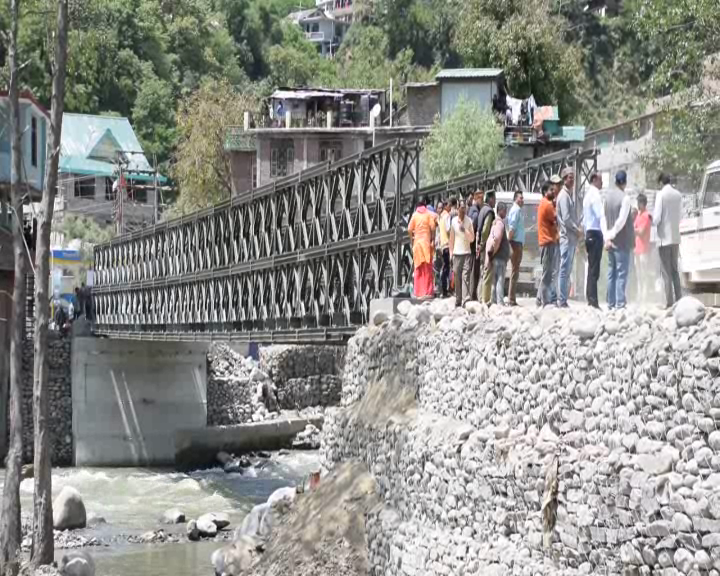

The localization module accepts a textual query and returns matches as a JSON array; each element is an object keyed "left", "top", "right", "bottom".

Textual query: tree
[
  {"left": 423, "top": 99, "right": 505, "bottom": 184},
  {"left": 132, "top": 64, "right": 177, "bottom": 166},
  {"left": 267, "top": 23, "right": 336, "bottom": 87},
  {"left": 453, "top": 0, "right": 584, "bottom": 121},
  {"left": 171, "top": 78, "right": 261, "bottom": 215},
  {"left": 0, "top": 0, "right": 26, "bottom": 572},
  {"left": 31, "top": 0, "right": 68, "bottom": 565}
]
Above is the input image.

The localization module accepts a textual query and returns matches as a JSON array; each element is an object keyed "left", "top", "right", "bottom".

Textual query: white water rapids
[{"left": 0, "top": 451, "right": 321, "bottom": 576}]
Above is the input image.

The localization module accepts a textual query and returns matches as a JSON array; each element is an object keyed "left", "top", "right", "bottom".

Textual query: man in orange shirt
[
  {"left": 408, "top": 196, "right": 437, "bottom": 299},
  {"left": 538, "top": 176, "right": 561, "bottom": 306}
]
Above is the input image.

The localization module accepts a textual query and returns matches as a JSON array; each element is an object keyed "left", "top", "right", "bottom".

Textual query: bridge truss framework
[{"left": 93, "top": 141, "right": 597, "bottom": 343}]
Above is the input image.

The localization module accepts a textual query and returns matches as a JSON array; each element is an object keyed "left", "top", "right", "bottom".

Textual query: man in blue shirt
[
  {"left": 506, "top": 191, "right": 525, "bottom": 306},
  {"left": 583, "top": 172, "right": 604, "bottom": 308}
]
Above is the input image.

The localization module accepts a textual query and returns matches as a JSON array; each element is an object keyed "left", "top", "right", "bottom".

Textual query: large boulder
[
  {"left": 674, "top": 296, "right": 706, "bottom": 327},
  {"left": 53, "top": 487, "right": 87, "bottom": 531},
  {"left": 198, "top": 512, "right": 231, "bottom": 531},
  {"left": 236, "top": 503, "right": 272, "bottom": 541},
  {"left": 186, "top": 519, "right": 200, "bottom": 541},
  {"left": 59, "top": 551, "right": 95, "bottom": 576},
  {"left": 212, "top": 536, "right": 261, "bottom": 576},
  {"left": 160, "top": 508, "right": 185, "bottom": 524}
]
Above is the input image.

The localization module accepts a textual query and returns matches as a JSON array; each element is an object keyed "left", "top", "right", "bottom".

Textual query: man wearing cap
[
  {"left": 555, "top": 168, "right": 583, "bottom": 308},
  {"left": 538, "top": 177, "right": 560, "bottom": 306},
  {"left": 601, "top": 170, "right": 634, "bottom": 309},
  {"left": 583, "top": 172, "right": 604, "bottom": 309}
]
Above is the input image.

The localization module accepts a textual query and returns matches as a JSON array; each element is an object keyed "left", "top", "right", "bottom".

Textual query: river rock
[
  {"left": 212, "top": 536, "right": 261, "bottom": 576},
  {"left": 237, "top": 503, "right": 272, "bottom": 541},
  {"left": 197, "top": 514, "right": 219, "bottom": 536},
  {"left": 53, "top": 487, "right": 87, "bottom": 531},
  {"left": 267, "top": 486, "right": 296, "bottom": 507},
  {"left": 674, "top": 297, "right": 706, "bottom": 327},
  {"left": 161, "top": 508, "right": 185, "bottom": 524},
  {"left": 86, "top": 513, "right": 106, "bottom": 526},
  {"left": 59, "top": 550, "right": 95, "bottom": 576},
  {"left": 186, "top": 519, "right": 200, "bottom": 541},
  {"left": 199, "top": 512, "right": 231, "bottom": 531}
]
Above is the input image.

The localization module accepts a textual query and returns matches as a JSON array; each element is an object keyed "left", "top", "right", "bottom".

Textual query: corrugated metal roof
[
  {"left": 436, "top": 68, "right": 503, "bottom": 80},
  {"left": 60, "top": 113, "right": 166, "bottom": 182}
]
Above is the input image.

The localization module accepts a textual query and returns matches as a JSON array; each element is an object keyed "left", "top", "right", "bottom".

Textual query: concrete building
[
  {"left": 226, "top": 87, "right": 427, "bottom": 192},
  {"left": 288, "top": 7, "right": 350, "bottom": 58},
  {"left": 316, "top": 0, "right": 357, "bottom": 22},
  {"left": 57, "top": 113, "right": 166, "bottom": 232}
]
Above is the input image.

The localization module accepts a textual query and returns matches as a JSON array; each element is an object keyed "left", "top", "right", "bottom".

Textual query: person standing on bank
[
  {"left": 468, "top": 189, "right": 484, "bottom": 300},
  {"left": 653, "top": 172, "right": 683, "bottom": 308},
  {"left": 538, "top": 179, "right": 560, "bottom": 306},
  {"left": 507, "top": 191, "right": 525, "bottom": 306},
  {"left": 486, "top": 202, "right": 511, "bottom": 306},
  {"left": 478, "top": 192, "right": 497, "bottom": 304},
  {"left": 634, "top": 193, "right": 653, "bottom": 302},
  {"left": 601, "top": 170, "right": 634, "bottom": 309},
  {"left": 583, "top": 172, "right": 604, "bottom": 309},
  {"left": 556, "top": 168, "right": 583, "bottom": 308},
  {"left": 408, "top": 196, "right": 437, "bottom": 299},
  {"left": 437, "top": 201, "right": 452, "bottom": 297},
  {"left": 449, "top": 201, "right": 475, "bottom": 307}
]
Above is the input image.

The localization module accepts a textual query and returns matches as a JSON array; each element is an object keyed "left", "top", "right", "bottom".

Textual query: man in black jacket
[{"left": 467, "top": 189, "right": 485, "bottom": 300}]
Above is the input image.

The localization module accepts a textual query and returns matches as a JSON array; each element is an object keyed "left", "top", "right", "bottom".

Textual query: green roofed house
[{"left": 57, "top": 113, "right": 166, "bottom": 231}]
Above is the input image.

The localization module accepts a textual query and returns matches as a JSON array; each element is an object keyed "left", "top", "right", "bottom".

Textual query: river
[{"left": 0, "top": 451, "right": 320, "bottom": 576}]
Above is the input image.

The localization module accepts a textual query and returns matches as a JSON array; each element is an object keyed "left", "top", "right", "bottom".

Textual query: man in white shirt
[
  {"left": 653, "top": 172, "right": 683, "bottom": 307},
  {"left": 449, "top": 202, "right": 475, "bottom": 308},
  {"left": 583, "top": 172, "right": 604, "bottom": 308}
]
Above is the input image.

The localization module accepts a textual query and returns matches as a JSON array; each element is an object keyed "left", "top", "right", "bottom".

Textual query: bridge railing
[{"left": 93, "top": 139, "right": 422, "bottom": 342}]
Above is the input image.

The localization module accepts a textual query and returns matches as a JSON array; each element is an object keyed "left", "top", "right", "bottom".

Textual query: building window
[
  {"left": 74, "top": 178, "right": 95, "bottom": 199},
  {"left": 31, "top": 117, "right": 38, "bottom": 167},
  {"left": 270, "top": 141, "right": 294, "bottom": 178},
  {"left": 105, "top": 178, "right": 115, "bottom": 201},
  {"left": 312, "top": 23, "right": 319, "bottom": 32},
  {"left": 320, "top": 141, "right": 342, "bottom": 163}
]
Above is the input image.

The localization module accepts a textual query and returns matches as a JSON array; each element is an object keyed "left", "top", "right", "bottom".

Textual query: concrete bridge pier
[{"left": 72, "top": 338, "right": 209, "bottom": 466}]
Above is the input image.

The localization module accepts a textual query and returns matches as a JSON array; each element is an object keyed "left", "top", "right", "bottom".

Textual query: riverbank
[{"left": 1, "top": 451, "right": 321, "bottom": 576}]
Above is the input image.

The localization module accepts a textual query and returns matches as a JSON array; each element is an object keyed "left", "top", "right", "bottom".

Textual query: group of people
[
  {"left": 54, "top": 283, "right": 93, "bottom": 335},
  {"left": 408, "top": 188, "right": 527, "bottom": 308},
  {"left": 407, "top": 168, "right": 684, "bottom": 311}
]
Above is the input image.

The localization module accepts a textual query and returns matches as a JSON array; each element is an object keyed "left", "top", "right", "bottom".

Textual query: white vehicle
[{"left": 679, "top": 160, "right": 720, "bottom": 290}]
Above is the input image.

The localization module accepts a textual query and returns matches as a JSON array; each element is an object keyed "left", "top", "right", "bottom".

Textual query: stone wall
[
  {"left": 22, "top": 334, "right": 72, "bottom": 465},
  {"left": 259, "top": 345, "right": 345, "bottom": 410},
  {"left": 321, "top": 297, "right": 720, "bottom": 575}
]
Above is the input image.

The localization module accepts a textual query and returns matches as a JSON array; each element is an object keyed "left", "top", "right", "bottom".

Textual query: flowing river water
[{"left": 0, "top": 451, "right": 321, "bottom": 576}]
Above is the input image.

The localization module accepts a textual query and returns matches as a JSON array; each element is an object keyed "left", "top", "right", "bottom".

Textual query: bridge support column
[{"left": 71, "top": 338, "right": 208, "bottom": 466}]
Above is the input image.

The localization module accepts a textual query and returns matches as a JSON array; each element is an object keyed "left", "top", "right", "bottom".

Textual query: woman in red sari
[{"left": 408, "top": 197, "right": 437, "bottom": 299}]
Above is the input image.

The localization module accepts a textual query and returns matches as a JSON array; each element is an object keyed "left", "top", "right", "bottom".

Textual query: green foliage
[
  {"left": 423, "top": 99, "right": 505, "bottom": 184},
  {"left": 641, "top": 103, "right": 720, "bottom": 189},
  {"left": 453, "top": 0, "right": 584, "bottom": 121},
  {"left": 267, "top": 23, "right": 336, "bottom": 87},
  {"left": 61, "top": 214, "right": 115, "bottom": 244},
  {"left": 171, "top": 78, "right": 261, "bottom": 216}
]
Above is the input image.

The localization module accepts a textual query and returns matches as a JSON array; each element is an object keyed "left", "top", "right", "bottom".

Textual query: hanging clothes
[
  {"left": 506, "top": 96, "right": 523, "bottom": 125},
  {"left": 527, "top": 95, "right": 537, "bottom": 126}
]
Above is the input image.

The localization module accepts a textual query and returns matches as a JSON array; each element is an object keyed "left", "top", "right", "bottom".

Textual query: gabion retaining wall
[
  {"left": 321, "top": 297, "right": 720, "bottom": 575},
  {"left": 21, "top": 334, "right": 72, "bottom": 465}
]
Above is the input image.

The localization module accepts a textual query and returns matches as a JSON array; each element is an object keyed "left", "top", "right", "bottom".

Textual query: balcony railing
[{"left": 306, "top": 31, "right": 325, "bottom": 41}]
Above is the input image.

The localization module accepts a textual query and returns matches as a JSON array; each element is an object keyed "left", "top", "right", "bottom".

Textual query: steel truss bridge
[{"left": 93, "top": 140, "right": 597, "bottom": 343}]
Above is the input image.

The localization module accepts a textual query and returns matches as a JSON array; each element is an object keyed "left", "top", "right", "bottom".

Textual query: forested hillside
[{"left": 0, "top": 0, "right": 718, "bottom": 208}]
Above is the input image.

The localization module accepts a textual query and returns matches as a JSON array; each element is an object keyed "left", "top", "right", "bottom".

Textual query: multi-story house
[
  {"left": 56, "top": 113, "right": 165, "bottom": 233},
  {"left": 226, "top": 86, "right": 429, "bottom": 194},
  {"left": 288, "top": 6, "right": 350, "bottom": 58}
]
